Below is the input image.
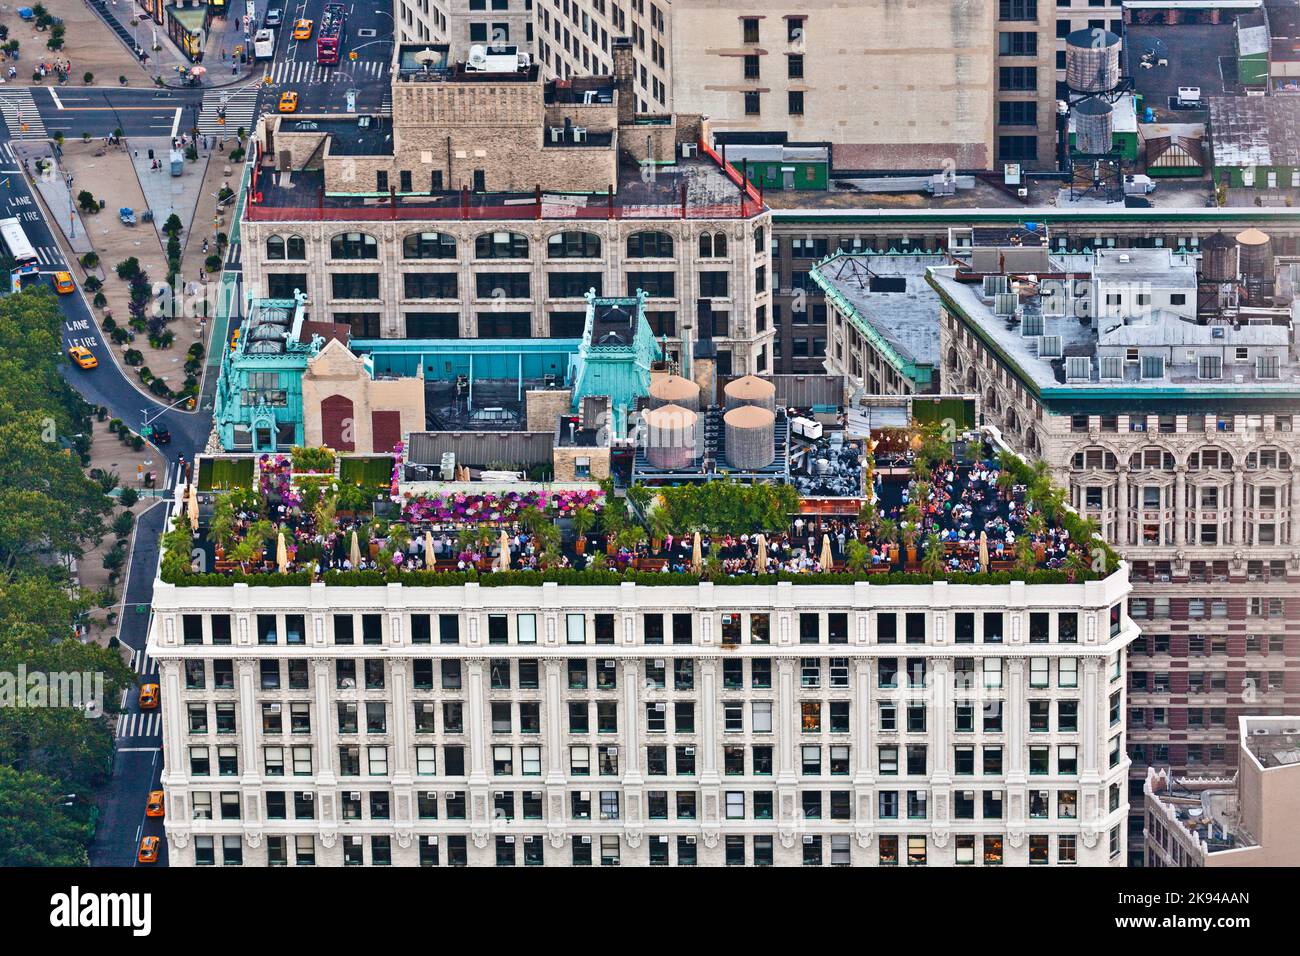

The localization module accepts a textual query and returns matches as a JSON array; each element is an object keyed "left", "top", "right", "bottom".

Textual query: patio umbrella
[
  {"left": 276, "top": 530, "right": 289, "bottom": 573},
  {"left": 756, "top": 533, "right": 767, "bottom": 571},
  {"left": 691, "top": 531, "right": 702, "bottom": 572},
  {"left": 187, "top": 481, "right": 199, "bottom": 533},
  {"left": 498, "top": 529, "right": 511, "bottom": 571},
  {"left": 424, "top": 530, "right": 435, "bottom": 568},
  {"left": 979, "top": 530, "right": 989, "bottom": 571},
  {"left": 349, "top": 530, "right": 361, "bottom": 568},
  {"left": 820, "top": 533, "right": 834, "bottom": 570}
]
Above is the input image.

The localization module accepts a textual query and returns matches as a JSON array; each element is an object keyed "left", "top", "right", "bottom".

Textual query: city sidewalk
[
  {"left": 12, "top": 140, "right": 95, "bottom": 256},
  {"left": 128, "top": 136, "right": 212, "bottom": 249},
  {"left": 89, "top": 0, "right": 258, "bottom": 89}
]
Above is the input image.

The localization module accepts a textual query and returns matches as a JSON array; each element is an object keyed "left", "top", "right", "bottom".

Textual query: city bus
[
  {"left": 316, "top": 3, "right": 346, "bottom": 65},
  {"left": 0, "top": 216, "right": 41, "bottom": 292}
]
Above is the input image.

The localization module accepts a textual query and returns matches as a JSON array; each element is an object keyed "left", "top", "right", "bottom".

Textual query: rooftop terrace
[{"left": 160, "top": 426, "right": 1116, "bottom": 587}]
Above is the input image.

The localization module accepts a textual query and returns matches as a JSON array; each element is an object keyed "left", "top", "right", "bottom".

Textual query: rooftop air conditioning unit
[
  {"left": 681, "top": 142, "right": 697, "bottom": 158},
  {"left": 1253, "top": 728, "right": 1270, "bottom": 736},
  {"left": 1119, "top": 254, "right": 1131, "bottom": 263},
  {"left": 550, "top": 127, "right": 563, "bottom": 143},
  {"left": 573, "top": 127, "right": 587, "bottom": 143},
  {"left": 1284, "top": 728, "right": 1300, "bottom": 735},
  {"left": 1017, "top": 188, "right": 1028, "bottom": 198}
]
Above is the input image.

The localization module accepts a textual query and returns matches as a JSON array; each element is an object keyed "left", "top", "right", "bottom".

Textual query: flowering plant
[{"left": 401, "top": 489, "right": 603, "bottom": 525}]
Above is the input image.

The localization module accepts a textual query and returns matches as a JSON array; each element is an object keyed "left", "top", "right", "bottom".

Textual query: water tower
[{"left": 1062, "top": 28, "right": 1132, "bottom": 202}]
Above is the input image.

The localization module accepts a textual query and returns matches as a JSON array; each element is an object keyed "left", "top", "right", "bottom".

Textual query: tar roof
[
  {"left": 813, "top": 253, "right": 946, "bottom": 370},
  {"left": 1208, "top": 96, "right": 1300, "bottom": 167}
]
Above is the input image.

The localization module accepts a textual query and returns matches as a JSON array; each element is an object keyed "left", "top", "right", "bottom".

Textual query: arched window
[
  {"left": 626, "top": 231, "right": 674, "bottom": 258},
  {"left": 548, "top": 231, "right": 601, "bottom": 258},
  {"left": 285, "top": 235, "right": 306, "bottom": 260},
  {"left": 699, "top": 233, "right": 712, "bottom": 258},
  {"left": 1188, "top": 447, "right": 1234, "bottom": 471},
  {"left": 330, "top": 232, "right": 378, "bottom": 260},
  {"left": 266, "top": 235, "right": 286, "bottom": 260},
  {"left": 474, "top": 231, "right": 529, "bottom": 259},
  {"left": 713, "top": 232, "right": 727, "bottom": 256},
  {"left": 1246, "top": 447, "right": 1292, "bottom": 470},
  {"left": 1071, "top": 447, "right": 1118, "bottom": 471},
  {"left": 402, "top": 231, "right": 457, "bottom": 259},
  {"left": 1129, "top": 447, "right": 1175, "bottom": 471}
]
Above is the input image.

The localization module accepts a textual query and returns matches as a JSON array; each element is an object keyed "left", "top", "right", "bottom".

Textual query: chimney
[
  {"left": 612, "top": 37, "right": 635, "bottom": 126},
  {"left": 693, "top": 298, "right": 718, "bottom": 405}
]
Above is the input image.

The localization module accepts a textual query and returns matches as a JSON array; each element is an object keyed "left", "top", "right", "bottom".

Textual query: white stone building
[{"left": 150, "top": 569, "right": 1135, "bottom": 866}]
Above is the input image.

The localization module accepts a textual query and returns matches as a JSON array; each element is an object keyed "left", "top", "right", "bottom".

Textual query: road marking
[
  {"left": 119, "top": 747, "right": 162, "bottom": 753},
  {"left": 48, "top": 87, "right": 64, "bottom": 110},
  {"left": 172, "top": 107, "right": 182, "bottom": 139}
]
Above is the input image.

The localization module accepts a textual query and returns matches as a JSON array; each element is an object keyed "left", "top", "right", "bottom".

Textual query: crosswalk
[
  {"left": 0, "top": 88, "right": 48, "bottom": 141},
  {"left": 196, "top": 85, "right": 261, "bottom": 137},
  {"left": 0, "top": 141, "right": 18, "bottom": 165},
  {"left": 265, "top": 57, "right": 388, "bottom": 85},
  {"left": 379, "top": 91, "right": 392, "bottom": 116},
  {"left": 117, "top": 712, "right": 161, "bottom": 739},
  {"left": 33, "top": 245, "right": 65, "bottom": 267}
]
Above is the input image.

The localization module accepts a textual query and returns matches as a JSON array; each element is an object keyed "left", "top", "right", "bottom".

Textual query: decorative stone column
[
  {"left": 1116, "top": 467, "right": 1129, "bottom": 547},
  {"left": 1233, "top": 466, "right": 1246, "bottom": 545},
  {"left": 236, "top": 658, "right": 261, "bottom": 786},
  {"left": 1174, "top": 467, "right": 1186, "bottom": 546},
  {"left": 312, "top": 657, "right": 336, "bottom": 786}
]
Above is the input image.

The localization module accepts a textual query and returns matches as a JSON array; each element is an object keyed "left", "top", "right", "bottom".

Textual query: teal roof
[{"left": 570, "top": 291, "right": 662, "bottom": 434}]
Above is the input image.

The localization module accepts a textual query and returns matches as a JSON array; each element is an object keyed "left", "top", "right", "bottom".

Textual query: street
[{"left": 0, "top": 0, "right": 391, "bottom": 867}]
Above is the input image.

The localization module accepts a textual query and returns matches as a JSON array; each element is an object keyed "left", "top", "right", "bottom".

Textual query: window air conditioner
[
  {"left": 581, "top": 835, "right": 592, "bottom": 844},
  {"left": 654, "top": 659, "right": 665, "bottom": 668},
  {"left": 524, "top": 835, "right": 534, "bottom": 843},
  {"left": 349, "top": 791, "right": 361, "bottom": 801},
  {"left": 430, "top": 836, "right": 439, "bottom": 845},
  {"left": 345, "top": 703, "right": 357, "bottom": 711},
  {"left": 494, "top": 791, "right": 504, "bottom": 798},
  {"left": 445, "top": 791, "right": 458, "bottom": 799},
  {"left": 685, "top": 747, "right": 695, "bottom": 755},
  {"left": 573, "top": 127, "right": 587, "bottom": 143},
  {"left": 655, "top": 702, "right": 666, "bottom": 711},
  {"left": 269, "top": 703, "right": 282, "bottom": 714},
  {"left": 604, "top": 660, "right": 614, "bottom": 668},
  {"left": 421, "top": 702, "right": 434, "bottom": 712},
  {"left": 803, "top": 835, "right": 814, "bottom": 844},
  {"left": 685, "top": 835, "right": 697, "bottom": 844},
  {"left": 303, "top": 792, "right": 314, "bottom": 801},
  {"left": 505, "top": 836, "right": 515, "bottom": 844},
  {"left": 550, "top": 127, "right": 563, "bottom": 143},
  {"left": 425, "top": 791, "right": 437, "bottom": 800},
  {"left": 531, "top": 791, "right": 542, "bottom": 799},
  {"left": 607, "top": 745, "right": 618, "bottom": 755},
  {"left": 580, "top": 791, "right": 591, "bottom": 800},
  {"left": 659, "top": 835, "right": 669, "bottom": 843}
]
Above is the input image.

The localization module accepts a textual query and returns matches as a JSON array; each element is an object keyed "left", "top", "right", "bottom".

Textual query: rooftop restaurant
[{"left": 161, "top": 421, "right": 1116, "bottom": 587}]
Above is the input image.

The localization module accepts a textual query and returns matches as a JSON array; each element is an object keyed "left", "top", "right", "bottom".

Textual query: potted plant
[
  {"left": 878, "top": 518, "right": 899, "bottom": 564},
  {"left": 844, "top": 538, "right": 870, "bottom": 574},
  {"left": 570, "top": 505, "right": 596, "bottom": 556},
  {"left": 920, "top": 531, "right": 946, "bottom": 577},
  {"left": 902, "top": 503, "right": 923, "bottom": 565},
  {"left": 647, "top": 507, "right": 672, "bottom": 552},
  {"left": 856, "top": 500, "right": 877, "bottom": 540}
]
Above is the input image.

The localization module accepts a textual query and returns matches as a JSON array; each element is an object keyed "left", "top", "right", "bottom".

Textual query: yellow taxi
[
  {"left": 52, "top": 271, "right": 76, "bottom": 294},
  {"left": 229, "top": 327, "right": 242, "bottom": 352},
  {"left": 146, "top": 790, "right": 165, "bottom": 818},
  {"left": 137, "top": 836, "right": 160, "bottom": 864},
  {"left": 292, "top": 19, "right": 312, "bottom": 40},
  {"left": 138, "top": 683, "right": 160, "bottom": 710},
  {"left": 278, "top": 91, "right": 298, "bottom": 113},
  {"left": 67, "top": 346, "right": 97, "bottom": 370}
]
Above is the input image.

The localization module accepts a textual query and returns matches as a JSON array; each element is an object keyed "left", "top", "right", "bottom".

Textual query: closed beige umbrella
[
  {"left": 979, "top": 530, "right": 989, "bottom": 571},
  {"left": 691, "top": 531, "right": 702, "bottom": 572},
  {"left": 424, "top": 530, "right": 435, "bottom": 568},
  {"left": 187, "top": 481, "right": 199, "bottom": 533},
  {"left": 276, "top": 530, "right": 289, "bottom": 573},
  {"left": 498, "top": 529, "right": 511, "bottom": 571},
  {"left": 755, "top": 533, "right": 767, "bottom": 571},
  {"left": 349, "top": 530, "right": 361, "bottom": 568},
  {"left": 820, "top": 533, "right": 834, "bottom": 570}
]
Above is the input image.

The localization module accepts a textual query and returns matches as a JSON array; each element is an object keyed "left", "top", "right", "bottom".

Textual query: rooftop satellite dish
[{"left": 413, "top": 47, "right": 440, "bottom": 65}]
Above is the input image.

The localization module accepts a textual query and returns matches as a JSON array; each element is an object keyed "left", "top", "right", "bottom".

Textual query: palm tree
[
  {"left": 209, "top": 492, "right": 237, "bottom": 553},
  {"left": 571, "top": 505, "right": 596, "bottom": 554},
  {"left": 878, "top": 518, "right": 899, "bottom": 561},
  {"left": 616, "top": 525, "right": 646, "bottom": 553},
  {"left": 920, "top": 531, "right": 946, "bottom": 577},
  {"left": 647, "top": 507, "right": 673, "bottom": 550},
  {"left": 844, "top": 538, "right": 870, "bottom": 573}
]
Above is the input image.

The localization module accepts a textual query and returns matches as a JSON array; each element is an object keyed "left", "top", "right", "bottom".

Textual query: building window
[
  {"left": 787, "top": 54, "right": 804, "bottom": 79},
  {"left": 744, "top": 91, "right": 760, "bottom": 115},
  {"left": 788, "top": 91, "right": 804, "bottom": 115}
]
